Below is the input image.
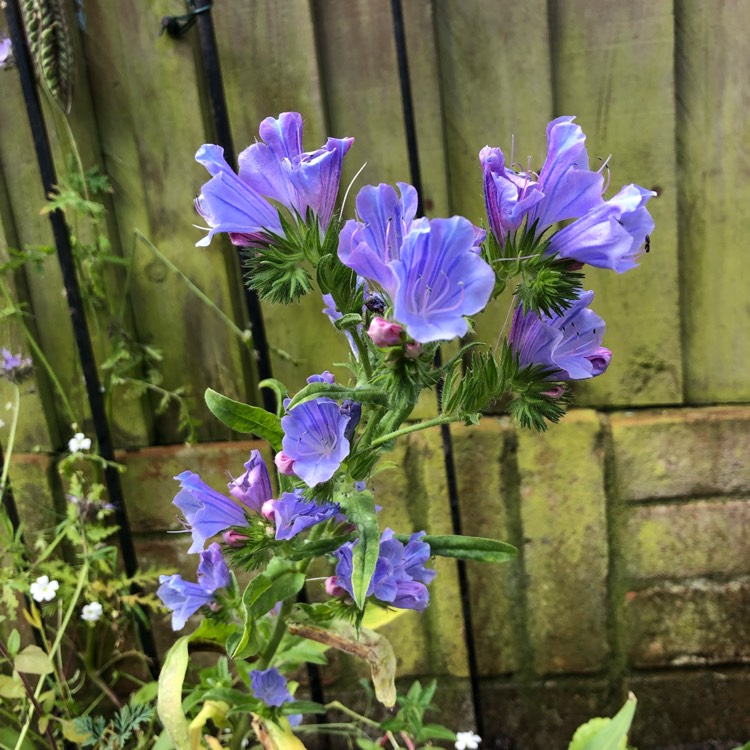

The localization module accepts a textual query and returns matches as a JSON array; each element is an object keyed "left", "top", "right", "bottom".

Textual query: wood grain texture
[
  {"left": 675, "top": 0, "right": 750, "bottom": 402},
  {"left": 80, "top": 0, "right": 249, "bottom": 443},
  {"left": 548, "top": 0, "right": 683, "bottom": 407}
]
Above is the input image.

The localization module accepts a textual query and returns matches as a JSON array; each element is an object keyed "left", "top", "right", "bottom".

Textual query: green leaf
[
  {"left": 0, "top": 674, "right": 25, "bottom": 699},
  {"left": 287, "top": 382, "right": 389, "bottom": 411},
  {"left": 243, "top": 559, "right": 306, "bottom": 620},
  {"left": 0, "top": 727, "right": 37, "bottom": 750},
  {"left": 157, "top": 636, "right": 191, "bottom": 750},
  {"left": 7, "top": 629, "right": 20, "bottom": 657},
  {"left": 420, "top": 724, "right": 458, "bottom": 742},
  {"left": 568, "top": 693, "right": 637, "bottom": 750},
  {"left": 339, "top": 491, "right": 380, "bottom": 610},
  {"left": 131, "top": 681, "right": 159, "bottom": 705},
  {"left": 205, "top": 388, "right": 283, "bottom": 450},
  {"left": 395, "top": 534, "right": 518, "bottom": 563},
  {"left": 14, "top": 645, "right": 54, "bottom": 675}
]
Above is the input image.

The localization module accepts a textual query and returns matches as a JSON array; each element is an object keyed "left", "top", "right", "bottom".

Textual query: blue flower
[
  {"left": 227, "top": 450, "right": 273, "bottom": 513},
  {"left": 157, "top": 543, "right": 230, "bottom": 630},
  {"left": 238, "top": 112, "right": 354, "bottom": 232},
  {"left": 546, "top": 184, "right": 655, "bottom": 272},
  {"left": 281, "top": 398, "right": 351, "bottom": 487},
  {"left": 195, "top": 113, "right": 352, "bottom": 246},
  {"left": 1, "top": 348, "right": 32, "bottom": 382},
  {"left": 480, "top": 117, "right": 605, "bottom": 244},
  {"left": 332, "top": 528, "right": 436, "bottom": 612},
  {"left": 508, "top": 289, "right": 612, "bottom": 380},
  {"left": 194, "top": 144, "right": 284, "bottom": 248},
  {"left": 338, "top": 184, "right": 494, "bottom": 343},
  {"left": 390, "top": 217, "right": 496, "bottom": 343},
  {"left": 267, "top": 490, "right": 340, "bottom": 541},
  {"left": 251, "top": 667, "right": 294, "bottom": 707},
  {"left": 0, "top": 35, "right": 14, "bottom": 70},
  {"left": 174, "top": 465, "right": 256, "bottom": 553}
]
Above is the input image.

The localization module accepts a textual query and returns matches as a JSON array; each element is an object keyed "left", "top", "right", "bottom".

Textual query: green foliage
[
  {"left": 205, "top": 387, "right": 284, "bottom": 449},
  {"left": 380, "top": 680, "right": 457, "bottom": 747},
  {"left": 74, "top": 702, "right": 155, "bottom": 750},
  {"left": 395, "top": 533, "right": 518, "bottom": 563},
  {"left": 568, "top": 694, "right": 637, "bottom": 750},
  {"left": 337, "top": 490, "right": 380, "bottom": 610}
]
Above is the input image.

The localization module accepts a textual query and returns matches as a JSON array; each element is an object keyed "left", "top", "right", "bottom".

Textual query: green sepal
[
  {"left": 395, "top": 533, "right": 518, "bottom": 563},
  {"left": 334, "top": 313, "right": 363, "bottom": 331},
  {"left": 205, "top": 388, "right": 284, "bottom": 450},
  {"left": 287, "top": 382, "right": 389, "bottom": 410},
  {"left": 339, "top": 490, "right": 380, "bottom": 610}
]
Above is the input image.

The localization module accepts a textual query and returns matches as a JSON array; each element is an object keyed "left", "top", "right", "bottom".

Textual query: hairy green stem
[
  {"left": 370, "top": 414, "right": 463, "bottom": 448},
  {"left": 350, "top": 328, "right": 373, "bottom": 381},
  {"left": 324, "top": 701, "right": 381, "bottom": 728},
  {"left": 258, "top": 600, "right": 294, "bottom": 670}
]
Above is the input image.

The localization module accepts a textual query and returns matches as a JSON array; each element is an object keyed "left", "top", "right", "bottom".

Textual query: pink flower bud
[
  {"left": 222, "top": 529, "right": 249, "bottom": 547},
  {"left": 404, "top": 341, "right": 423, "bottom": 359},
  {"left": 274, "top": 451, "right": 296, "bottom": 476},
  {"left": 261, "top": 499, "right": 276, "bottom": 521},
  {"left": 542, "top": 385, "right": 566, "bottom": 399},
  {"left": 367, "top": 317, "right": 404, "bottom": 347},
  {"left": 325, "top": 576, "right": 348, "bottom": 598}
]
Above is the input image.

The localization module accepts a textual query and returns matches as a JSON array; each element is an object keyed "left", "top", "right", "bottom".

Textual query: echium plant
[{"left": 155, "top": 112, "right": 654, "bottom": 748}]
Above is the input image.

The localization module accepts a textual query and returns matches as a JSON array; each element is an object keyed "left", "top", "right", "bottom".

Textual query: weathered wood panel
[
  {"left": 212, "top": 0, "right": 349, "bottom": 392},
  {"left": 79, "top": 0, "right": 250, "bottom": 443},
  {"left": 675, "top": 0, "right": 750, "bottom": 403},
  {"left": 548, "top": 0, "right": 683, "bottom": 407}
]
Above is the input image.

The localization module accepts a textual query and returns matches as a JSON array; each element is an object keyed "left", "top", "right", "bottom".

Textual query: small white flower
[
  {"left": 81, "top": 602, "right": 103, "bottom": 622},
  {"left": 4, "top": 401, "right": 12, "bottom": 411},
  {"left": 0, "top": 419, "right": 5, "bottom": 429},
  {"left": 455, "top": 731, "right": 482, "bottom": 750},
  {"left": 68, "top": 432, "right": 92, "bottom": 452},
  {"left": 30, "top": 575, "right": 59, "bottom": 603}
]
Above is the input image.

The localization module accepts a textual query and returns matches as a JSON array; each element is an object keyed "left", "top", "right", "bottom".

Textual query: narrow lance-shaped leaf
[
  {"left": 205, "top": 388, "right": 284, "bottom": 450},
  {"left": 157, "top": 636, "right": 191, "bottom": 750},
  {"left": 394, "top": 534, "right": 518, "bottom": 563},
  {"left": 339, "top": 490, "right": 380, "bottom": 610}
]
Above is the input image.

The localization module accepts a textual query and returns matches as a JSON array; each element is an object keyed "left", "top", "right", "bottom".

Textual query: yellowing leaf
[
  {"left": 14, "top": 645, "right": 54, "bottom": 675},
  {"left": 252, "top": 715, "right": 308, "bottom": 750},
  {"left": 157, "top": 636, "right": 191, "bottom": 750},
  {"left": 0, "top": 674, "right": 25, "bottom": 699}
]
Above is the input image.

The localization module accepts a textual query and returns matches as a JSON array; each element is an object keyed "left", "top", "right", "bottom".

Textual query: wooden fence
[{"left": 1, "top": 1, "right": 749, "bottom": 747}]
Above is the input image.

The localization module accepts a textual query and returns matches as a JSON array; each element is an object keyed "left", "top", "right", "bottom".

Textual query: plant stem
[
  {"left": 0, "top": 639, "right": 59, "bottom": 749},
  {"left": 350, "top": 328, "right": 373, "bottom": 381},
  {"left": 370, "top": 414, "right": 463, "bottom": 448},
  {"left": 14, "top": 560, "right": 89, "bottom": 750},
  {"left": 133, "top": 230, "right": 249, "bottom": 343},
  {"left": 0, "top": 278, "right": 78, "bottom": 426},
  {"left": 258, "top": 599, "right": 294, "bottom": 670},
  {"left": 0, "top": 385, "right": 20, "bottom": 496},
  {"left": 324, "top": 701, "right": 381, "bottom": 728}
]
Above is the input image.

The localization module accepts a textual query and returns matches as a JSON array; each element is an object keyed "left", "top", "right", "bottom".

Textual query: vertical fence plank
[
  {"left": 211, "top": 0, "right": 349, "bottom": 391},
  {"left": 675, "top": 0, "right": 750, "bottom": 403},
  {"left": 548, "top": 0, "right": 683, "bottom": 407},
  {"left": 78, "top": 0, "right": 251, "bottom": 443},
  {"left": 433, "top": 0, "right": 554, "bottom": 368}
]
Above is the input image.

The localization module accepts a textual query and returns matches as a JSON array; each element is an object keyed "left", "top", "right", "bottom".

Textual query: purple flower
[
  {"left": 251, "top": 667, "right": 294, "bottom": 707},
  {"left": 332, "top": 528, "right": 436, "bottom": 612},
  {"left": 508, "top": 289, "right": 612, "bottom": 380},
  {"left": 267, "top": 490, "right": 340, "bottom": 541},
  {"left": 1, "top": 348, "right": 32, "bottom": 382},
  {"left": 194, "top": 144, "right": 284, "bottom": 248},
  {"left": 391, "top": 217, "right": 495, "bottom": 343},
  {"left": 281, "top": 399, "right": 351, "bottom": 486},
  {"left": 480, "top": 117, "right": 604, "bottom": 244},
  {"left": 0, "top": 35, "right": 14, "bottom": 70},
  {"left": 157, "top": 543, "right": 230, "bottom": 630},
  {"left": 174, "top": 468, "right": 253, "bottom": 553},
  {"left": 306, "top": 371, "right": 335, "bottom": 385},
  {"left": 322, "top": 293, "right": 359, "bottom": 356},
  {"left": 227, "top": 450, "right": 273, "bottom": 513},
  {"left": 236, "top": 112, "right": 353, "bottom": 231},
  {"left": 195, "top": 111, "right": 353, "bottom": 246},
  {"left": 546, "top": 184, "right": 656, "bottom": 272},
  {"left": 339, "top": 184, "right": 494, "bottom": 343}
]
